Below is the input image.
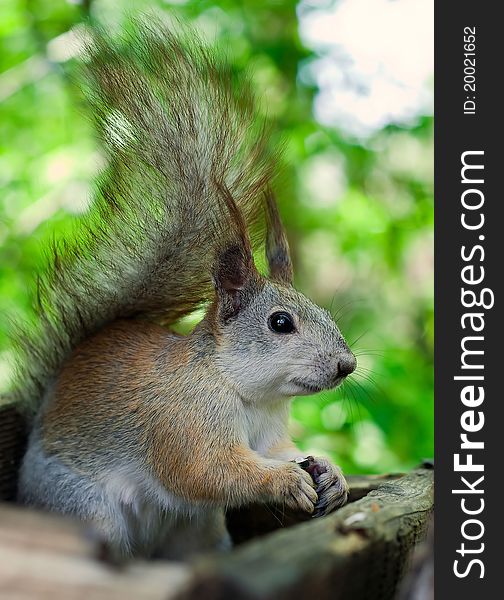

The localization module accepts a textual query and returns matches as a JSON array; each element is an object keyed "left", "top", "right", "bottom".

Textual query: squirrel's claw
[{"left": 307, "top": 457, "right": 349, "bottom": 518}]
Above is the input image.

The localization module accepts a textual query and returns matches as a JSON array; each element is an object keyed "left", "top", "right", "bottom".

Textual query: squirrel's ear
[
  {"left": 213, "top": 244, "right": 254, "bottom": 318},
  {"left": 264, "top": 190, "right": 293, "bottom": 285},
  {"left": 212, "top": 182, "right": 258, "bottom": 319}
]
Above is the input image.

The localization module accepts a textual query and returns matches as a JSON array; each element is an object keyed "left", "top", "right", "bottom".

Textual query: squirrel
[{"left": 12, "top": 18, "right": 357, "bottom": 560}]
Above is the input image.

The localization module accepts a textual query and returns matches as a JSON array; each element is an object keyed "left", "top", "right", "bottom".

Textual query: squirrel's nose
[{"left": 337, "top": 353, "right": 357, "bottom": 377}]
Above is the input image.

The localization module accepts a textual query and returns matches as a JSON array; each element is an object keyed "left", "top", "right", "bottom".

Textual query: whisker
[
  {"left": 349, "top": 329, "right": 370, "bottom": 348},
  {"left": 264, "top": 503, "right": 286, "bottom": 528},
  {"left": 355, "top": 366, "right": 385, "bottom": 380},
  {"left": 330, "top": 299, "right": 359, "bottom": 323},
  {"left": 353, "top": 349, "right": 386, "bottom": 358},
  {"left": 351, "top": 377, "right": 379, "bottom": 406},
  {"left": 354, "top": 371, "right": 386, "bottom": 388},
  {"left": 340, "top": 381, "right": 361, "bottom": 428}
]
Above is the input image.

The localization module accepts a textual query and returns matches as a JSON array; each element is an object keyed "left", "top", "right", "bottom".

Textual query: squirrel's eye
[{"left": 268, "top": 311, "right": 295, "bottom": 334}]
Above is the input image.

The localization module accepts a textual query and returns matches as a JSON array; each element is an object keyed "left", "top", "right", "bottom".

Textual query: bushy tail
[{"left": 12, "top": 16, "right": 277, "bottom": 415}]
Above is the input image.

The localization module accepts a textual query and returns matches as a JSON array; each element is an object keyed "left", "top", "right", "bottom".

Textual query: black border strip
[{"left": 435, "top": 2, "right": 501, "bottom": 595}]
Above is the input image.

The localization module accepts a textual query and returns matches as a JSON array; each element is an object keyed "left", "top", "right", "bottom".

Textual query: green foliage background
[{"left": 0, "top": 0, "right": 433, "bottom": 474}]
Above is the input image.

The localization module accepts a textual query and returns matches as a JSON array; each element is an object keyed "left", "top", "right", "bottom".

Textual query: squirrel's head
[{"left": 206, "top": 185, "right": 356, "bottom": 403}]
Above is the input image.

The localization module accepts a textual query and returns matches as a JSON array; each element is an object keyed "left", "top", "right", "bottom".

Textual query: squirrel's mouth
[
  {"left": 291, "top": 379, "right": 323, "bottom": 394},
  {"left": 290, "top": 375, "right": 346, "bottom": 395}
]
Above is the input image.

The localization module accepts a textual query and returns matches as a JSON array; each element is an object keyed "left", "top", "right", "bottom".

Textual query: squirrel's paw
[
  {"left": 272, "top": 463, "right": 318, "bottom": 513},
  {"left": 307, "top": 457, "right": 349, "bottom": 517}
]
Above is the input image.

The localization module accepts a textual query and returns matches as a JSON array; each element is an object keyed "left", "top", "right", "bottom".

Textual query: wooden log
[
  {"left": 226, "top": 472, "right": 404, "bottom": 544},
  {"left": 0, "top": 503, "right": 191, "bottom": 600},
  {"left": 396, "top": 518, "right": 434, "bottom": 600},
  {"left": 0, "top": 398, "right": 433, "bottom": 600},
  {"left": 0, "top": 468, "right": 433, "bottom": 600},
  {"left": 180, "top": 468, "right": 434, "bottom": 600}
]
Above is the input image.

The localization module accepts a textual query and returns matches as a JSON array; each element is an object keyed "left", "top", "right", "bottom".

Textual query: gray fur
[{"left": 216, "top": 280, "right": 355, "bottom": 401}]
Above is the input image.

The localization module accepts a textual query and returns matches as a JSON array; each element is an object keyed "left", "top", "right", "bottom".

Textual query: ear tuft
[
  {"left": 212, "top": 182, "right": 258, "bottom": 319},
  {"left": 264, "top": 189, "right": 293, "bottom": 284}
]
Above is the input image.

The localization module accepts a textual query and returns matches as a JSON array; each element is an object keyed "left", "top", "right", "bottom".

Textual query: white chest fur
[{"left": 241, "top": 399, "right": 291, "bottom": 455}]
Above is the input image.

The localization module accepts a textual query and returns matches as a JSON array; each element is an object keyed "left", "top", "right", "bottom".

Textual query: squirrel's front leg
[
  {"left": 215, "top": 445, "right": 319, "bottom": 514},
  {"left": 266, "top": 440, "right": 349, "bottom": 516},
  {"left": 154, "top": 444, "right": 318, "bottom": 514}
]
